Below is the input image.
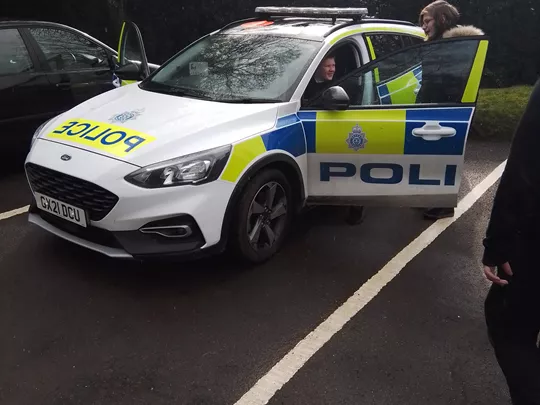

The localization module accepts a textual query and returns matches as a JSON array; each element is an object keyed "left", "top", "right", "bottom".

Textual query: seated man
[
  {"left": 303, "top": 54, "right": 336, "bottom": 101},
  {"left": 302, "top": 54, "right": 365, "bottom": 225}
]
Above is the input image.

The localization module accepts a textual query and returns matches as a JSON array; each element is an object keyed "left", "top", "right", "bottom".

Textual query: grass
[{"left": 472, "top": 85, "right": 533, "bottom": 140}]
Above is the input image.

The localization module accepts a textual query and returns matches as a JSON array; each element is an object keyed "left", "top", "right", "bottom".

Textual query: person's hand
[{"left": 483, "top": 262, "right": 513, "bottom": 286}]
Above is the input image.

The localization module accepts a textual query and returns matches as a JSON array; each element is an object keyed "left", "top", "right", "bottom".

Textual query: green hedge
[{"left": 472, "top": 86, "right": 533, "bottom": 140}]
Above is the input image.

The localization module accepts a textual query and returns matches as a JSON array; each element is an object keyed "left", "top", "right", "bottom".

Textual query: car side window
[
  {"left": 332, "top": 43, "right": 360, "bottom": 80},
  {"left": 365, "top": 34, "right": 404, "bottom": 59},
  {"left": 403, "top": 35, "right": 425, "bottom": 47},
  {"left": 29, "top": 27, "right": 109, "bottom": 71},
  {"left": 339, "top": 39, "right": 480, "bottom": 107},
  {"left": 0, "top": 29, "right": 34, "bottom": 76},
  {"left": 301, "top": 43, "right": 359, "bottom": 103}
]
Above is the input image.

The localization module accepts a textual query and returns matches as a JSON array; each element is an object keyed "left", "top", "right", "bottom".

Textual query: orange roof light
[{"left": 241, "top": 20, "right": 275, "bottom": 28}]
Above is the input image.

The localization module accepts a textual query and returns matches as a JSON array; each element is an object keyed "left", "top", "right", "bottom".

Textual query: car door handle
[
  {"left": 411, "top": 121, "right": 456, "bottom": 141},
  {"left": 55, "top": 82, "right": 71, "bottom": 89},
  {"left": 71, "top": 82, "right": 92, "bottom": 88}
]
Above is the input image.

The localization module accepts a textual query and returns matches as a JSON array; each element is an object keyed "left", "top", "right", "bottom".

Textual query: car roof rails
[
  {"left": 219, "top": 8, "right": 419, "bottom": 39},
  {"left": 323, "top": 17, "right": 417, "bottom": 36},
  {"left": 362, "top": 18, "right": 416, "bottom": 26}
]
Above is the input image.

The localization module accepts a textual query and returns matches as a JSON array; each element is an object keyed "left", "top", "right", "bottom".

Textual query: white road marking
[
  {"left": 0, "top": 206, "right": 30, "bottom": 222},
  {"left": 234, "top": 160, "right": 507, "bottom": 405}
]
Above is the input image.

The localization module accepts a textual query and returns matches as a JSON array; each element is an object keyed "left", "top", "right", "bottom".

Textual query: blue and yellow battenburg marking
[
  {"left": 377, "top": 64, "right": 423, "bottom": 105},
  {"left": 298, "top": 107, "right": 473, "bottom": 156},
  {"left": 220, "top": 107, "right": 473, "bottom": 183},
  {"left": 220, "top": 114, "right": 306, "bottom": 182},
  {"left": 46, "top": 119, "right": 156, "bottom": 158}
]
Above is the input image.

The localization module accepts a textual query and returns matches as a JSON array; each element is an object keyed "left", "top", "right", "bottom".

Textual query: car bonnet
[{"left": 37, "top": 84, "right": 281, "bottom": 167}]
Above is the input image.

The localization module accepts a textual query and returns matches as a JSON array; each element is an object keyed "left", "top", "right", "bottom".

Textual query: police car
[{"left": 25, "top": 7, "right": 489, "bottom": 263}]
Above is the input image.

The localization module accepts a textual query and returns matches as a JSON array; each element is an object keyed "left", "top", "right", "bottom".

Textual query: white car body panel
[
  {"left": 36, "top": 84, "right": 282, "bottom": 167},
  {"left": 27, "top": 139, "right": 235, "bottom": 247}
]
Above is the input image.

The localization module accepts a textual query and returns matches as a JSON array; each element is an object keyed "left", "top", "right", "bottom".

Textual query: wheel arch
[{"left": 220, "top": 153, "right": 306, "bottom": 245}]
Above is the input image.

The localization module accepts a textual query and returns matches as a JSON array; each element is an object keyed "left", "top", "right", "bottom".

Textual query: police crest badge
[
  {"left": 346, "top": 124, "right": 368, "bottom": 151},
  {"left": 109, "top": 109, "right": 145, "bottom": 124}
]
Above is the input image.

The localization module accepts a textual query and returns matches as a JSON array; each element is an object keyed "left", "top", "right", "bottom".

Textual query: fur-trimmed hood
[{"left": 442, "top": 25, "right": 485, "bottom": 38}]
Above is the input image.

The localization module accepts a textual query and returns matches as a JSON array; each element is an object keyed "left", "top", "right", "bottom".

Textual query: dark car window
[
  {"left": 366, "top": 34, "right": 404, "bottom": 58},
  {"left": 0, "top": 29, "right": 34, "bottom": 76},
  {"left": 29, "top": 27, "right": 109, "bottom": 71},
  {"left": 403, "top": 35, "right": 426, "bottom": 46}
]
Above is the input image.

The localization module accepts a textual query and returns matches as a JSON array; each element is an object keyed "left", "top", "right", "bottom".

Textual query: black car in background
[{"left": 0, "top": 20, "right": 156, "bottom": 173}]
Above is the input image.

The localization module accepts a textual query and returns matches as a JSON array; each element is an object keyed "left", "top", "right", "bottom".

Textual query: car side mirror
[
  {"left": 107, "top": 53, "right": 118, "bottom": 70},
  {"left": 78, "top": 53, "right": 101, "bottom": 66},
  {"left": 115, "top": 62, "right": 144, "bottom": 81},
  {"left": 320, "top": 86, "right": 350, "bottom": 110}
]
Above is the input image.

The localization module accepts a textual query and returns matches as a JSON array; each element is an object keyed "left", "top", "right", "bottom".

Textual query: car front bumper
[{"left": 25, "top": 140, "right": 236, "bottom": 259}]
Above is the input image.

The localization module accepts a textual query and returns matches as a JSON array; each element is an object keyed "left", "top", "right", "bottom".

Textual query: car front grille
[{"left": 25, "top": 163, "right": 119, "bottom": 221}]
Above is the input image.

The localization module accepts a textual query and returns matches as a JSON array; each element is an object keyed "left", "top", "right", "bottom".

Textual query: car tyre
[{"left": 231, "top": 168, "right": 293, "bottom": 264}]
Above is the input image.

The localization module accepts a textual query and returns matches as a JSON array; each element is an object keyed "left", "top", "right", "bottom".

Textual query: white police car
[{"left": 25, "top": 7, "right": 489, "bottom": 263}]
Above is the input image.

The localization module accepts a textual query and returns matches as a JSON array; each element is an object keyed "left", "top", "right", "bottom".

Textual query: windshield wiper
[
  {"left": 218, "top": 97, "right": 281, "bottom": 104},
  {"left": 141, "top": 82, "right": 213, "bottom": 100},
  {"left": 164, "top": 87, "right": 214, "bottom": 100},
  {"left": 141, "top": 83, "right": 280, "bottom": 103}
]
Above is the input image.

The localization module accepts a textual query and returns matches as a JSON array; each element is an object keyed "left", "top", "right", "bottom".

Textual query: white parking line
[
  {"left": 0, "top": 206, "right": 30, "bottom": 222},
  {"left": 234, "top": 160, "right": 507, "bottom": 405}
]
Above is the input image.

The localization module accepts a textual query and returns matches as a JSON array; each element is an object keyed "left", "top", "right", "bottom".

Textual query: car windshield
[{"left": 140, "top": 33, "right": 321, "bottom": 103}]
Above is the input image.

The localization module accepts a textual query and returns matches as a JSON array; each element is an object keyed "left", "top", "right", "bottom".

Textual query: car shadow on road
[
  {"left": 44, "top": 236, "right": 250, "bottom": 294},
  {"left": 33, "top": 207, "right": 343, "bottom": 276},
  {"left": 35, "top": 204, "right": 425, "bottom": 298}
]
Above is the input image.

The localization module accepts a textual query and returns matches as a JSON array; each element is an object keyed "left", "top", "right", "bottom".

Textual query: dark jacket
[
  {"left": 303, "top": 78, "right": 330, "bottom": 101},
  {"left": 482, "top": 78, "right": 540, "bottom": 267}
]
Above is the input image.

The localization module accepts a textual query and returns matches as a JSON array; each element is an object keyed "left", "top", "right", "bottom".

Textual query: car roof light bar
[{"left": 255, "top": 7, "right": 369, "bottom": 21}]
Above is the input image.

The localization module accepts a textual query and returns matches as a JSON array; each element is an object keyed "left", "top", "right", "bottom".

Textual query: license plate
[{"left": 35, "top": 193, "right": 88, "bottom": 228}]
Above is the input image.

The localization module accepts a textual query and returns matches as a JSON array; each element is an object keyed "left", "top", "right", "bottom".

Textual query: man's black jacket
[
  {"left": 303, "top": 79, "right": 329, "bottom": 102},
  {"left": 483, "top": 78, "right": 540, "bottom": 267}
]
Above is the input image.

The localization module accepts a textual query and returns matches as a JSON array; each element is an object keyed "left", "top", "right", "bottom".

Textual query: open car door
[
  {"left": 300, "top": 36, "right": 489, "bottom": 208},
  {"left": 115, "top": 21, "right": 150, "bottom": 86}
]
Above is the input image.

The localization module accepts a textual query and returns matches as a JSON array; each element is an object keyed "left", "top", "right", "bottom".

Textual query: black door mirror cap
[
  {"left": 321, "top": 86, "right": 350, "bottom": 110},
  {"left": 115, "top": 62, "right": 143, "bottom": 81}
]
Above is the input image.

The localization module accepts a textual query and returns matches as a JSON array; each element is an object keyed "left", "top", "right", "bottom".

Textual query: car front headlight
[{"left": 125, "top": 144, "right": 232, "bottom": 188}]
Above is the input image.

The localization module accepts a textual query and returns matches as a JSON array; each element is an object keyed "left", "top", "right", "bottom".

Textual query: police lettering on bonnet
[
  {"left": 49, "top": 113, "right": 153, "bottom": 158},
  {"left": 24, "top": 7, "right": 489, "bottom": 264}
]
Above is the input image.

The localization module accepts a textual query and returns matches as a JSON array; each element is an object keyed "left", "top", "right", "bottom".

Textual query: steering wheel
[{"left": 56, "top": 44, "right": 76, "bottom": 62}]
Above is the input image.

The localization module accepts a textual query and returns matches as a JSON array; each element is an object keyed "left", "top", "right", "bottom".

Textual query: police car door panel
[
  {"left": 301, "top": 36, "right": 488, "bottom": 207},
  {"left": 302, "top": 106, "right": 472, "bottom": 206}
]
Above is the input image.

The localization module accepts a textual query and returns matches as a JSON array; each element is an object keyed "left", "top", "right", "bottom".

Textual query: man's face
[{"left": 316, "top": 57, "right": 336, "bottom": 81}]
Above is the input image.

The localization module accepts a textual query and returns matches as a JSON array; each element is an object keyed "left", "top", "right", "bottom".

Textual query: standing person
[
  {"left": 482, "top": 79, "right": 540, "bottom": 404},
  {"left": 419, "top": 0, "right": 460, "bottom": 42},
  {"left": 417, "top": 0, "right": 484, "bottom": 220}
]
